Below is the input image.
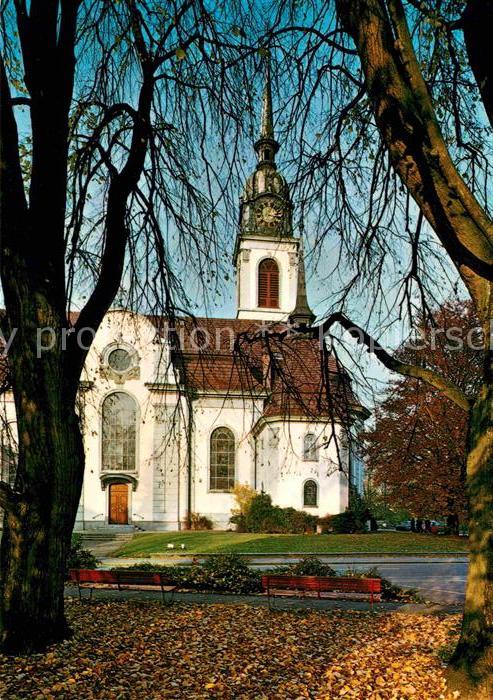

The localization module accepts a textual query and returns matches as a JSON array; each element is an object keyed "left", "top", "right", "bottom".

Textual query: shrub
[
  {"left": 325, "top": 510, "right": 363, "bottom": 534},
  {"left": 282, "top": 557, "right": 336, "bottom": 577},
  {"left": 342, "top": 567, "right": 420, "bottom": 602},
  {"left": 189, "top": 513, "right": 213, "bottom": 530},
  {"left": 231, "top": 483, "right": 257, "bottom": 517},
  {"left": 200, "top": 554, "right": 261, "bottom": 594},
  {"left": 238, "top": 492, "right": 317, "bottom": 534},
  {"left": 244, "top": 492, "right": 277, "bottom": 532},
  {"left": 116, "top": 554, "right": 262, "bottom": 594},
  {"left": 66, "top": 534, "right": 99, "bottom": 575},
  {"left": 111, "top": 560, "right": 418, "bottom": 601},
  {"left": 229, "top": 513, "right": 247, "bottom": 531},
  {"left": 230, "top": 483, "right": 258, "bottom": 532},
  {"left": 320, "top": 489, "right": 372, "bottom": 534},
  {"left": 283, "top": 507, "right": 318, "bottom": 534}
]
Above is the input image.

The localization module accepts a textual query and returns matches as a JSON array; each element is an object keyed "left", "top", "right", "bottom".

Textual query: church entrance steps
[{"left": 78, "top": 532, "right": 134, "bottom": 556}]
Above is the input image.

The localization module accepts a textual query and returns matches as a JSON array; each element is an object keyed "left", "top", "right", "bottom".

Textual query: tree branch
[
  {"left": 10, "top": 97, "right": 31, "bottom": 107},
  {"left": 0, "top": 54, "right": 29, "bottom": 249},
  {"left": 462, "top": 0, "right": 493, "bottom": 130},
  {"left": 335, "top": 0, "right": 493, "bottom": 315},
  {"left": 70, "top": 69, "right": 154, "bottom": 382},
  {"left": 318, "top": 312, "right": 472, "bottom": 412}
]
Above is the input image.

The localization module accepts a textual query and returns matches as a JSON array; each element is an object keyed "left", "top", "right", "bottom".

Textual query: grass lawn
[
  {"left": 113, "top": 531, "right": 469, "bottom": 557},
  {"left": 0, "top": 602, "right": 461, "bottom": 699}
]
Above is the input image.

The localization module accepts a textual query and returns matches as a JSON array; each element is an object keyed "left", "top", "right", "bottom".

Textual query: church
[{"left": 0, "top": 67, "right": 367, "bottom": 532}]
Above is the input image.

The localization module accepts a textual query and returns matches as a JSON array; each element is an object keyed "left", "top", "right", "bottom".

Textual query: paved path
[
  {"left": 65, "top": 585, "right": 460, "bottom": 615},
  {"left": 99, "top": 555, "right": 468, "bottom": 605}
]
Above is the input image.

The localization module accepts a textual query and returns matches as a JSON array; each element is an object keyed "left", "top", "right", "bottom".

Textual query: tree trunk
[
  {"left": 446, "top": 514, "right": 460, "bottom": 536},
  {"left": 451, "top": 347, "right": 493, "bottom": 673},
  {"left": 0, "top": 400, "right": 84, "bottom": 654}
]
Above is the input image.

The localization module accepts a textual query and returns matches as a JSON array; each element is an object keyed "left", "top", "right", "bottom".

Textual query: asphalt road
[
  {"left": 326, "top": 558, "right": 468, "bottom": 604},
  {"left": 100, "top": 555, "right": 468, "bottom": 604}
]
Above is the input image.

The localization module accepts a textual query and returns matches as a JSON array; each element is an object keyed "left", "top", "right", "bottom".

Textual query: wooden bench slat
[
  {"left": 261, "top": 574, "right": 381, "bottom": 609},
  {"left": 68, "top": 569, "right": 177, "bottom": 603}
]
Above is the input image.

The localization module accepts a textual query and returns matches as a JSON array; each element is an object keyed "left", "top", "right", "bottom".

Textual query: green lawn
[{"left": 113, "top": 531, "right": 469, "bottom": 557}]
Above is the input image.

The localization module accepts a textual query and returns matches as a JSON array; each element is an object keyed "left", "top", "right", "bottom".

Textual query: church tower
[{"left": 235, "top": 59, "right": 314, "bottom": 325}]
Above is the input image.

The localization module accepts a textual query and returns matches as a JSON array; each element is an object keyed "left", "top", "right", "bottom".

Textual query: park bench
[
  {"left": 68, "top": 569, "right": 177, "bottom": 604},
  {"left": 261, "top": 575, "right": 381, "bottom": 610}
]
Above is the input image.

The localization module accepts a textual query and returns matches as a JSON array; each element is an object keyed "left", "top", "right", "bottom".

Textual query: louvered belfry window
[{"left": 258, "top": 258, "right": 279, "bottom": 308}]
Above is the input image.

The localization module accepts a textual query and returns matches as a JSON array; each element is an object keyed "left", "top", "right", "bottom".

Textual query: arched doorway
[{"left": 108, "top": 482, "right": 129, "bottom": 524}]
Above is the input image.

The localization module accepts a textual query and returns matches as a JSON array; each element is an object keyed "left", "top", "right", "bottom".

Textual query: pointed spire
[
  {"left": 254, "top": 52, "right": 279, "bottom": 164},
  {"left": 260, "top": 55, "right": 274, "bottom": 141},
  {"left": 289, "top": 236, "right": 315, "bottom": 329}
]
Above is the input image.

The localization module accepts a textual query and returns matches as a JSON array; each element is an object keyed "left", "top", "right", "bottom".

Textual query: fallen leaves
[{"left": 0, "top": 602, "right": 461, "bottom": 699}]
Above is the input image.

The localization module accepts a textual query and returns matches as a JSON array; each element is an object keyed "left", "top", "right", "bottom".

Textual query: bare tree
[
  {"left": 248, "top": 0, "right": 493, "bottom": 681},
  {"left": 0, "top": 0, "right": 257, "bottom": 653}
]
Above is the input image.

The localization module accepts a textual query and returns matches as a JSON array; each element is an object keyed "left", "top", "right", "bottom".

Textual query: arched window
[
  {"left": 210, "top": 427, "right": 235, "bottom": 491},
  {"left": 258, "top": 258, "right": 279, "bottom": 308},
  {"left": 303, "top": 480, "right": 318, "bottom": 507},
  {"left": 303, "top": 433, "right": 318, "bottom": 461},
  {"left": 102, "top": 392, "right": 137, "bottom": 472}
]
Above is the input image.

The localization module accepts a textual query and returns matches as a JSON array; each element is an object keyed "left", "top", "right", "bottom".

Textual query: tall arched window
[
  {"left": 303, "top": 480, "right": 318, "bottom": 507},
  {"left": 102, "top": 392, "right": 137, "bottom": 471},
  {"left": 210, "top": 427, "right": 235, "bottom": 491},
  {"left": 258, "top": 258, "right": 279, "bottom": 308},
  {"left": 303, "top": 433, "right": 318, "bottom": 461}
]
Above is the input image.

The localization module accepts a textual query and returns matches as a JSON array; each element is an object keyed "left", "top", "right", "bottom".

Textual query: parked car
[{"left": 395, "top": 520, "right": 412, "bottom": 531}]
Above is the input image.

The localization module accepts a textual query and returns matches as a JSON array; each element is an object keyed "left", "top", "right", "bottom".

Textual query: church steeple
[
  {"left": 289, "top": 235, "right": 315, "bottom": 328},
  {"left": 254, "top": 56, "right": 279, "bottom": 165},
  {"left": 235, "top": 57, "right": 307, "bottom": 322},
  {"left": 238, "top": 55, "right": 293, "bottom": 240}
]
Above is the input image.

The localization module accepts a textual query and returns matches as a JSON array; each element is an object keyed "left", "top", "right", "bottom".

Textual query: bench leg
[
  {"left": 161, "top": 589, "right": 175, "bottom": 606},
  {"left": 77, "top": 586, "right": 93, "bottom": 602}
]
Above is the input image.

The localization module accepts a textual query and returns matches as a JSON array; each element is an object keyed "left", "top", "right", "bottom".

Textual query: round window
[{"left": 107, "top": 348, "right": 132, "bottom": 372}]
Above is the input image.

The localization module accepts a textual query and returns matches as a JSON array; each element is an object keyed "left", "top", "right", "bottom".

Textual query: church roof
[
  {"left": 0, "top": 311, "right": 363, "bottom": 423},
  {"left": 148, "top": 315, "right": 361, "bottom": 422}
]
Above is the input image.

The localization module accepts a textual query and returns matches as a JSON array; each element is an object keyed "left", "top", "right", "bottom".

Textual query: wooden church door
[{"left": 109, "top": 483, "right": 129, "bottom": 524}]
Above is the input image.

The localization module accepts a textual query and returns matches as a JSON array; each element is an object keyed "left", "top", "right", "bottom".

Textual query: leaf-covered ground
[
  {"left": 113, "top": 531, "right": 469, "bottom": 557},
  {"left": 0, "top": 602, "right": 461, "bottom": 699}
]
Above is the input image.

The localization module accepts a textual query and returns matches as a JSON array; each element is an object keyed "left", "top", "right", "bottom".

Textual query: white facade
[
  {"left": 0, "top": 304, "right": 355, "bottom": 531},
  {"left": 64, "top": 305, "right": 352, "bottom": 531}
]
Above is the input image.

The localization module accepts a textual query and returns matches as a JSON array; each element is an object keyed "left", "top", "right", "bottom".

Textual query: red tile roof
[
  {"left": 0, "top": 311, "right": 364, "bottom": 422},
  {"left": 149, "top": 316, "right": 362, "bottom": 421}
]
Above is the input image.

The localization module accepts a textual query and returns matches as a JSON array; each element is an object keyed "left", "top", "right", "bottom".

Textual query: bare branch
[{"left": 319, "top": 312, "right": 472, "bottom": 412}]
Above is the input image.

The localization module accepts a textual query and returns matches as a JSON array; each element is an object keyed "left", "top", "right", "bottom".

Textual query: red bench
[
  {"left": 261, "top": 575, "right": 381, "bottom": 610},
  {"left": 68, "top": 569, "right": 177, "bottom": 604}
]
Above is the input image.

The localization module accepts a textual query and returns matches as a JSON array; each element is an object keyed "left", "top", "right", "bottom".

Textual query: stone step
[{"left": 78, "top": 532, "right": 134, "bottom": 544}]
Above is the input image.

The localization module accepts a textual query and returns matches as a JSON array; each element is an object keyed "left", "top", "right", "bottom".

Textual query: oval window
[{"left": 107, "top": 348, "right": 132, "bottom": 372}]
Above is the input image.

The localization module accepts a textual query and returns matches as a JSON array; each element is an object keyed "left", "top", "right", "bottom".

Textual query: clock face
[{"left": 255, "top": 199, "right": 283, "bottom": 227}]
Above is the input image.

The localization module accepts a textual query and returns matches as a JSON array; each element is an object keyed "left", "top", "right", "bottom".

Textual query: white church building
[{"left": 0, "top": 68, "right": 367, "bottom": 532}]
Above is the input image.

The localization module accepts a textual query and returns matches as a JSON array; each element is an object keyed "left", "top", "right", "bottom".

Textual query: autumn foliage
[
  {"left": 0, "top": 602, "right": 462, "bottom": 699},
  {"left": 363, "top": 300, "right": 482, "bottom": 526}
]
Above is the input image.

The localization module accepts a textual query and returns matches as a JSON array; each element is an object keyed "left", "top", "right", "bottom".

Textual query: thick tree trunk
[
  {"left": 0, "top": 399, "right": 84, "bottom": 654},
  {"left": 451, "top": 346, "right": 493, "bottom": 673}
]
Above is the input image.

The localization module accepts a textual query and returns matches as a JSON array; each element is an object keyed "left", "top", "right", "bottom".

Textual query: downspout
[
  {"left": 185, "top": 388, "right": 196, "bottom": 530},
  {"left": 253, "top": 433, "right": 258, "bottom": 491}
]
